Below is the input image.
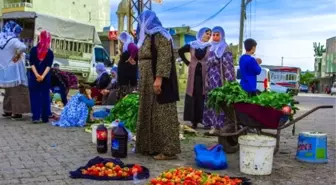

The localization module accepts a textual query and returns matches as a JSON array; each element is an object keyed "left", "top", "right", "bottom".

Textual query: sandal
[
  {"left": 204, "top": 128, "right": 220, "bottom": 136},
  {"left": 153, "top": 154, "right": 177, "bottom": 160}
]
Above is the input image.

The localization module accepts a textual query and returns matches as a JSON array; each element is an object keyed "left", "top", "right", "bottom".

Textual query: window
[
  {"left": 94, "top": 47, "right": 104, "bottom": 62},
  {"left": 94, "top": 47, "right": 112, "bottom": 67}
]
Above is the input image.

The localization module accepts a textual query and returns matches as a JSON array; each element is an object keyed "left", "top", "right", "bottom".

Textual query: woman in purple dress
[{"left": 203, "top": 26, "right": 235, "bottom": 135}]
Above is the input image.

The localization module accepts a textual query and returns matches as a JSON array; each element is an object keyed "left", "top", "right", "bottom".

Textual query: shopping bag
[{"left": 194, "top": 144, "right": 228, "bottom": 170}]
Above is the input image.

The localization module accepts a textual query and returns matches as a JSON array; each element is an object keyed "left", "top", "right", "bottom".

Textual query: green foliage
[
  {"left": 300, "top": 71, "right": 315, "bottom": 85},
  {"left": 228, "top": 43, "right": 239, "bottom": 66},
  {"left": 105, "top": 93, "right": 139, "bottom": 133}
]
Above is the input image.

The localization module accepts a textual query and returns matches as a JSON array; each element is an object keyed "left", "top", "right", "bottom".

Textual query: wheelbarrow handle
[{"left": 319, "top": 105, "right": 334, "bottom": 109}]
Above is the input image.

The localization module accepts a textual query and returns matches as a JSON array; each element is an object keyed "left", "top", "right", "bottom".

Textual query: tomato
[{"left": 282, "top": 106, "right": 292, "bottom": 115}]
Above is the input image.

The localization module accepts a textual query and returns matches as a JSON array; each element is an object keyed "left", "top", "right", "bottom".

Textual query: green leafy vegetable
[
  {"left": 105, "top": 93, "right": 139, "bottom": 133},
  {"left": 207, "top": 81, "right": 299, "bottom": 120}
]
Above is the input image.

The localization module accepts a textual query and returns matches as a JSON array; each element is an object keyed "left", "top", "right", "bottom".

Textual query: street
[{"left": 0, "top": 94, "right": 335, "bottom": 185}]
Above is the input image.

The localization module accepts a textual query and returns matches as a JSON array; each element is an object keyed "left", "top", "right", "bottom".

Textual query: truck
[{"left": 0, "top": 11, "right": 113, "bottom": 83}]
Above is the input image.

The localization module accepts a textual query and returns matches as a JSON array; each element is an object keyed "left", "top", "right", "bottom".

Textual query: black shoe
[
  {"left": 11, "top": 114, "right": 23, "bottom": 120},
  {"left": 2, "top": 113, "right": 12, "bottom": 118},
  {"left": 191, "top": 122, "right": 198, "bottom": 129}
]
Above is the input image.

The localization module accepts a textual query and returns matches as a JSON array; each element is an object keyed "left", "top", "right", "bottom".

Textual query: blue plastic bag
[{"left": 194, "top": 144, "right": 228, "bottom": 170}]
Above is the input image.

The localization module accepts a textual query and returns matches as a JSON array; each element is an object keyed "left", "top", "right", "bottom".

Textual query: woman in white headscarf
[
  {"left": 116, "top": 31, "right": 138, "bottom": 100},
  {"left": 178, "top": 27, "right": 212, "bottom": 129},
  {"left": 135, "top": 10, "right": 180, "bottom": 160},
  {"left": 203, "top": 26, "right": 235, "bottom": 136},
  {"left": 0, "top": 21, "right": 30, "bottom": 120}
]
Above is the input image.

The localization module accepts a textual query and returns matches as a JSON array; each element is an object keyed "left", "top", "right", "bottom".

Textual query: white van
[{"left": 235, "top": 66, "right": 270, "bottom": 93}]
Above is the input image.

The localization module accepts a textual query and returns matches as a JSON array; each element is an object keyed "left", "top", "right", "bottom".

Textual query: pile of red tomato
[
  {"left": 81, "top": 162, "right": 143, "bottom": 178},
  {"left": 148, "top": 167, "right": 243, "bottom": 185}
]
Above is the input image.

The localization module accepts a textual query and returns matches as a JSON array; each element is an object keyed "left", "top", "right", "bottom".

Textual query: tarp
[{"left": 1, "top": 11, "right": 101, "bottom": 44}]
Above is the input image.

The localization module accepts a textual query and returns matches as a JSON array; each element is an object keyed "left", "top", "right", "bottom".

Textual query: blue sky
[{"left": 110, "top": 0, "right": 336, "bottom": 71}]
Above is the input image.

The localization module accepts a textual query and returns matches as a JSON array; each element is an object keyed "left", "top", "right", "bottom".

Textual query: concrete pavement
[{"left": 0, "top": 95, "right": 335, "bottom": 185}]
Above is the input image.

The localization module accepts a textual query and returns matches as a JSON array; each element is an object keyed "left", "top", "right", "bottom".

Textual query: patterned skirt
[{"left": 3, "top": 85, "right": 31, "bottom": 114}]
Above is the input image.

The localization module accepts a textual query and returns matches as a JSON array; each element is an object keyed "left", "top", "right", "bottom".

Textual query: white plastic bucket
[{"left": 238, "top": 134, "right": 276, "bottom": 175}]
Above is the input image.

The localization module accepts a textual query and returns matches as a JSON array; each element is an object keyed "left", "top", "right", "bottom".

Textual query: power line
[
  {"left": 190, "top": 0, "right": 233, "bottom": 28},
  {"left": 258, "top": 55, "right": 315, "bottom": 59},
  {"left": 156, "top": 0, "right": 199, "bottom": 14}
]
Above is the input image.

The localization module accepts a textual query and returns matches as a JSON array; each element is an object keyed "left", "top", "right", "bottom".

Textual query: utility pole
[
  {"left": 281, "top": 56, "right": 284, "bottom": 66},
  {"left": 128, "top": 0, "right": 152, "bottom": 36},
  {"left": 238, "top": 0, "right": 253, "bottom": 56}
]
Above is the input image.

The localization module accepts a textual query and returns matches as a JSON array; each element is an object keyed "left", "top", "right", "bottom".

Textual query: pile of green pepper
[
  {"left": 207, "top": 82, "right": 298, "bottom": 119},
  {"left": 105, "top": 93, "right": 139, "bottom": 133}
]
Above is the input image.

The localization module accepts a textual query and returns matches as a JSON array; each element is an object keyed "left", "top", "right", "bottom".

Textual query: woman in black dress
[
  {"left": 116, "top": 31, "right": 138, "bottom": 100},
  {"left": 178, "top": 27, "right": 212, "bottom": 129}
]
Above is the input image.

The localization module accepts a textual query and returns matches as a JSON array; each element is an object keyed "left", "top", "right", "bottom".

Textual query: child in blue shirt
[{"left": 239, "top": 38, "right": 262, "bottom": 96}]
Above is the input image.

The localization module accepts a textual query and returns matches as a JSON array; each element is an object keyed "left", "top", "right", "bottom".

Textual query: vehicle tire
[{"left": 218, "top": 135, "right": 239, "bottom": 154}]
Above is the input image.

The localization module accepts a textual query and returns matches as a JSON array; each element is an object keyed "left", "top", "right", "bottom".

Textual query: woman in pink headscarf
[{"left": 28, "top": 30, "right": 54, "bottom": 123}]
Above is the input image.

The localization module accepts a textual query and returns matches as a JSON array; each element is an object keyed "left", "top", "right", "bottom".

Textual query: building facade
[{"left": 0, "top": 0, "right": 110, "bottom": 31}]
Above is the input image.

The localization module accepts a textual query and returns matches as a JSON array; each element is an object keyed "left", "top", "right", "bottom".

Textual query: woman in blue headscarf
[
  {"left": 135, "top": 10, "right": 180, "bottom": 160},
  {"left": 101, "top": 66, "right": 118, "bottom": 105},
  {"left": 0, "top": 21, "right": 30, "bottom": 120},
  {"left": 116, "top": 31, "right": 138, "bottom": 100},
  {"left": 90, "top": 63, "right": 111, "bottom": 104},
  {"left": 178, "top": 27, "right": 212, "bottom": 129},
  {"left": 203, "top": 26, "right": 235, "bottom": 136}
]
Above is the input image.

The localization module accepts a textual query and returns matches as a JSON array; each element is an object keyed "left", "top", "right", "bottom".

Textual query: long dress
[
  {"left": 0, "top": 39, "right": 30, "bottom": 116},
  {"left": 136, "top": 33, "right": 181, "bottom": 156},
  {"left": 178, "top": 44, "right": 209, "bottom": 124},
  {"left": 52, "top": 92, "right": 94, "bottom": 127},
  {"left": 28, "top": 46, "right": 54, "bottom": 122},
  {"left": 117, "top": 43, "right": 138, "bottom": 100},
  {"left": 203, "top": 49, "right": 235, "bottom": 129}
]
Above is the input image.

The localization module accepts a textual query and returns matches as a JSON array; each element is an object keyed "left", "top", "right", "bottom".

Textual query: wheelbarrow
[{"left": 217, "top": 103, "right": 334, "bottom": 154}]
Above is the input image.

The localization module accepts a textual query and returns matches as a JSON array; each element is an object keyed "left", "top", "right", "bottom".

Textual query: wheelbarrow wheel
[{"left": 218, "top": 135, "right": 239, "bottom": 153}]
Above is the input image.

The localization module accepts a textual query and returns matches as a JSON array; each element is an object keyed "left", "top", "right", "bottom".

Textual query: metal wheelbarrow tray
[{"left": 217, "top": 103, "right": 333, "bottom": 154}]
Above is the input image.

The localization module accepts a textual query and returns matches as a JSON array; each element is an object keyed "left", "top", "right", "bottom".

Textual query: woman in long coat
[
  {"left": 0, "top": 21, "right": 30, "bottom": 120},
  {"left": 178, "top": 27, "right": 212, "bottom": 129},
  {"left": 135, "top": 10, "right": 181, "bottom": 160},
  {"left": 203, "top": 26, "right": 235, "bottom": 135}
]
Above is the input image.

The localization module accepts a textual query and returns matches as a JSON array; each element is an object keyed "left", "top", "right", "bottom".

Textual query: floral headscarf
[
  {"left": 136, "top": 10, "right": 172, "bottom": 48},
  {"left": 0, "top": 21, "right": 22, "bottom": 49},
  {"left": 189, "top": 27, "right": 212, "bottom": 49},
  {"left": 110, "top": 66, "right": 118, "bottom": 84},
  {"left": 37, "top": 30, "right": 51, "bottom": 61},
  {"left": 210, "top": 26, "right": 228, "bottom": 58}
]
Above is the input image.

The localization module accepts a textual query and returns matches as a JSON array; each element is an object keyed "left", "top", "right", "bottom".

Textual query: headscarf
[
  {"left": 189, "top": 27, "right": 212, "bottom": 49},
  {"left": 95, "top": 63, "right": 107, "bottom": 80},
  {"left": 37, "top": 30, "right": 51, "bottom": 61},
  {"left": 136, "top": 10, "right": 173, "bottom": 48},
  {"left": 210, "top": 26, "right": 228, "bottom": 58},
  {"left": 110, "top": 65, "right": 118, "bottom": 84},
  {"left": 118, "top": 31, "right": 134, "bottom": 53},
  {"left": 0, "top": 21, "right": 22, "bottom": 49}
]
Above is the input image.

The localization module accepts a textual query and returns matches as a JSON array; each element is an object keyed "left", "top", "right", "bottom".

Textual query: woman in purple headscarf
[
  {"left": 90, "top": 63, "right": 111, "bottom": 105},
  {"left": 203, "top": 26, "right": 235, "bottom": 136},
  {"left": 116, "top": 31, "right": 138, "bottom": 100},
  {"left": 178, "top": 27, "right": 212, "bottom": 129},
  {"left": 135, "top": 10, "right": 180, "bottom": 160}
]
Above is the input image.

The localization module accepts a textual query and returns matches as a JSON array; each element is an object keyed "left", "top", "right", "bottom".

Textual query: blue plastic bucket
[{"left": 296, "top": 132, "right": 328, "bottom": 163}]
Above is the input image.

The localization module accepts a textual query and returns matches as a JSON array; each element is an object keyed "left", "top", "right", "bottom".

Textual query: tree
[
  {"left": 228, "top": 43, "right": 239, "bottom": 65},
  {"left": 300, "top": 71, "right": 315, "bottom": 85},
  {"left": 313, "top": 42, "right": 326, "bottom": 57}
]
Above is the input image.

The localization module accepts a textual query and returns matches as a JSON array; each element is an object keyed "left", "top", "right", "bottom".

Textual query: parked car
[
  {"left": 270, "top": 82, "right": 289, "bottom": 93},
  {"left": 299, "top": 84, "right": 309, "bottom": 93},
  {"left": 331, "top": 82, "right": 336, "bottom": 95}
]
